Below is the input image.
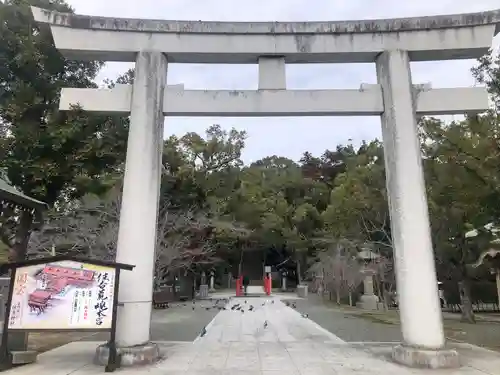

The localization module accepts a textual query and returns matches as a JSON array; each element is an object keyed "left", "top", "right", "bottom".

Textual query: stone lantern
[
  {"left": 209, "top": 269, "right": 215, "bottom": 292},
  {"left": 356, "top": 247, "right": 381, "bottom": 310},
  {"left": 281, "top": 269, "right": 288, "bottom": 292},
  {"left": 199, "top": 271, "right": 208, "bottom": 298}
]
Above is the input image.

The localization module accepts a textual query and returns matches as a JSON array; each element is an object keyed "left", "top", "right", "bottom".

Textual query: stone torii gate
[{"left": 32, "top": 6, "right": 500, "bottom": 369}]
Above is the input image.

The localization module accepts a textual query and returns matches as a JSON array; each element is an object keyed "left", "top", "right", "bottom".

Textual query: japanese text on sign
[
  {"left": 8, "top": 261, "right": 116, "bottom": 330},
  {"left": 95, "top": 272, "right": 110, "bottom": 326}
]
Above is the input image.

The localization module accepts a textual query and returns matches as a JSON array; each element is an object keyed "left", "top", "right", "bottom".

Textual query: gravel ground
[
  {"left": 149, "top": 301, "right": 221, "bottom": 341},
  {"left": 29, "top": 300, "right": 222, "bottom": 352},
  {"left": 291, "top": 294, "right": 500, "bottom": 351},
  {"left": 87, "top": 300, "right": 222, "bottom": 343},
  {"left": 290, "top": 296, "right": 402, "bottom": 343}
]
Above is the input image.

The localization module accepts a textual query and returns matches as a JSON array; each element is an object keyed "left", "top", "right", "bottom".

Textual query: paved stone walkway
[{"left": 4, "top": 296, "right": 500, "bottom": 374}]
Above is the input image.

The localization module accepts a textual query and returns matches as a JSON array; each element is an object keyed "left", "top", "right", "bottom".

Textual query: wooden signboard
[{"left": 0, "top": 256, "right": 134, "bottom": 372}]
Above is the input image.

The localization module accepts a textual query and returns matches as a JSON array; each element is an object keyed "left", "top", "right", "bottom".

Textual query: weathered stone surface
[
  {"left": 357, "top": 294, "right": 380, "bottom": 310},
  {"left": 10, "top": 350, "right": 37, "bottom": 364},
  {"left": 29, "top": 6, "right": 500, "bottom": 64},
  {"left": 297, "top": 284, "right": 308, "bottom": 298},
  {"left": 31, "top": 6, "right": 500, "bottom": 34},
  {"left": 392, "top": 344, "right": 461, "bottom": 369},
  {"left": 94, "top": 342, "right": 160, "bottom": 367}
]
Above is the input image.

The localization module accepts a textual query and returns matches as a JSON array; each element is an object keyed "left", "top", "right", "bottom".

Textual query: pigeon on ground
[
  {"left": 285, "top": 301, "right": 290, "bottom": 307},
  {"left": 200, "top": 326, "right": 207, "bottom": 337},
  {"left": 192, "top": 306, "right": 195, "bottom": 310},
  {"left": 301, "top": 313, "right": 309, "bottom": 318},
  {"left": 264, "top": 320, "right": 268, "bottom": 328},
  {"left": 249, "top": 305, "right": 254, "bottom": 311},
  {"left": 292, "top": 303, "right": 296, "bottom": 309},
  {"left": 271, "top": 300, "right": 274, "bottom": 304},
  {"left": 244, "top": 300, "right": 247, "bottom": 304},
  {"left": 205, "top": 307, "right": 210, "bottom": 311}
]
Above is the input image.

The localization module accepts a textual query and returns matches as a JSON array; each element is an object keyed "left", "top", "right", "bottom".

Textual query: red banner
[{"left": 235, "top": 276, "right": 243, "bottom": 296}]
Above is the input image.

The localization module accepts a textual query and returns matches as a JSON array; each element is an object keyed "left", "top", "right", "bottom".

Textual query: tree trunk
[
  {"left": 376, "top": 278, "right": 389, "bottom": 311},
  {"left": 192, "top": 274, "right": 197, "bottom": 300},
  {"left": 459, "top": 279, "right": 475, "bottom": 323},
  {"left": 335, "top": 283, "right": 341, "bottom": 305},
  {"left": 238, "top": 247, "right": 244, "bottom": 277},
  {"left": 382, "top": 289, "right": 390, "bottom": 311},
  {"left": 7, "top": 209, "right": 33, "bottom": 352},
  {"left": 348, "top": 291, "right": 353, "bottom": 306},
  {"left": 9, "top": 209, "right": 33, "bottom": 262},
  {"left": 496, "top": 271, "right": 500, "bottom": 308},
  {"left": 296, "top": 258, "right": 302, "bottom": 286}
]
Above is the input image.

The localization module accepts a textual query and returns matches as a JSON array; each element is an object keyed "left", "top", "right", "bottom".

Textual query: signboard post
[{"left": 0, "top": 256, "right": 134, "bottom": 372}]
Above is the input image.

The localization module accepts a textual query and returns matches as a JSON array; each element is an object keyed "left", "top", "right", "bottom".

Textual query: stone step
[
  {"left": 10, "top": 350, "right": 37, "bottom": 364},
  {"left": 246, "top": 285, "right": 266, "bottom": 295}
]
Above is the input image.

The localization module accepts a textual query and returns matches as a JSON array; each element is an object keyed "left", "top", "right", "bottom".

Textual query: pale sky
[{"left": 65, "top": 0, "right": 500, "bottom": 164}]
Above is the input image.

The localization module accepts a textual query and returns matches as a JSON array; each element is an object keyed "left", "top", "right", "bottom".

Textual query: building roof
[{"left": 0, "top": 177, "right": 47, "bottom": 211}]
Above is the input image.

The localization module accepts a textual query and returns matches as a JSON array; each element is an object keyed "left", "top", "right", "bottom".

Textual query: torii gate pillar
[
  {"left": 376, "top": 50, "right": 458, "bottom": 368},
  {"left": 95, "top": 51, "right": 167, "bottom": 365}
]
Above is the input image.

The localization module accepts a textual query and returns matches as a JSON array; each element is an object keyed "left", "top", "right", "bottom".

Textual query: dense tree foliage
[
  {"left": 1, "top": 0, "right": 500, "bottom": 322},
  {"left": 0, "top": 0, "right": 129, "bottom": 260}
]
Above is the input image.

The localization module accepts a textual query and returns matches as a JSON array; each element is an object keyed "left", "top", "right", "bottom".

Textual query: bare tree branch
[
  {"left": 308, "top": 238, "right": 363, "bottom": 305},
  {"left": 27, "top": 186, "right": 247, "bottom": 291}
]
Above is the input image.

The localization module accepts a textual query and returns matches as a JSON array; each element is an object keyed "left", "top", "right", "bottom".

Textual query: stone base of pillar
[
  {"left": 94, "top": 342, "right": 160, "bottom": 367},
  {"left": 296, "top": 284, "right": 308, "bottom": 298},
  {"left": 356, "top": 294, "right": 379, "bottom": 310},
  {"left": 392, "top": 345, "right": 460, "bottom": 369}
]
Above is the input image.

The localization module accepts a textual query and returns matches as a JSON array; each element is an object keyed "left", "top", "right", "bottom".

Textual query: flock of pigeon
[
  {"left": 229, "top": 299, "right": 275, "bottom": 314},
  {"left": 196, "top": 298, "right": 310, "bottom": 338},
  {"left": 190, "top": 298, "right": 231, "bottom": 311},
  {"left": 157, "top": 298, "right": 309, "bottom": 320},
  {"left": 154, "top": 298, "right": 232, "bottom": 310}
]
